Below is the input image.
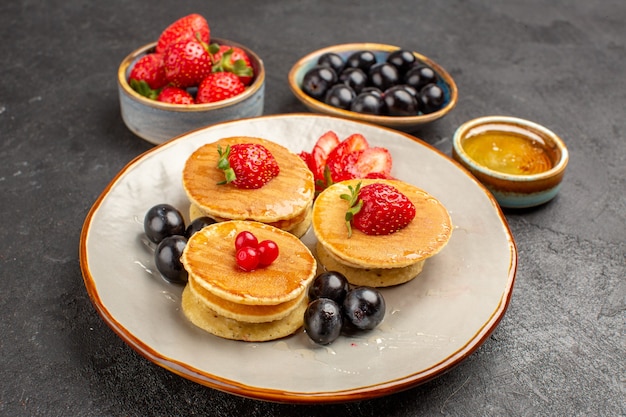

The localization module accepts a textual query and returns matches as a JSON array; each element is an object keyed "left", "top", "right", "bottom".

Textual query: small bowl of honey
[{"left": 452, "top": 115, "right": 569, "bottom": 208}]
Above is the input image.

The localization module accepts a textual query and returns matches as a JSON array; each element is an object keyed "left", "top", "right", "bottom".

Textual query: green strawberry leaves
[
  {"left": 340, "top": 181, "right": 363, "bottom": 238},
  {"left": 129, "top": 79, "right": 160, "bottom": 100},
  {"left": 217, "top": 145, "right": 237, "bottom": 185},
  {"left": 210, "top": 44, "right": 253, "bottom": 77}
]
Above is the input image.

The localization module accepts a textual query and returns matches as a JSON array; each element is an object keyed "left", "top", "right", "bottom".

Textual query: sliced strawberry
[
  {"left": 156, "top": 14, "right": 210, "bottom": 54},
  {"left": 353, "top": 147, "right": 392, "bottom": 178},
  {"left": 298, "top": 151, "right": 316, "bottom": 173},
  {"left": 329, "top": 133, "right": 370, "bottom": 160},
  {"left": 326, "top": 150, "right": 363, "bottom": 182},
  {"left": 311, "top": 131, "right": 340, "bottom": 180},
  {"left": 322, "top": 133, "right": 369, "bottom": 181},
  {"left": 364, "top": 171, "right": 393, "bottom": 179}
]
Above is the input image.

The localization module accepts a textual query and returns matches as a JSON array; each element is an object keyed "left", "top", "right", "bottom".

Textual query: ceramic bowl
[
  {"left": 287, "top": 43, "right": 457, "bottom": 131},
  {"left": 117, "top": 38, "right": 265, "bottom": 145},
  {"left": 452, "top": 116, "right": 569, "bottom": 208}
]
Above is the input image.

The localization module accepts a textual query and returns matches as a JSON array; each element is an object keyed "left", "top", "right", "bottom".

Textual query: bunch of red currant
[{"left": 234, "top": 231, "right": 279, "bottom": 271}]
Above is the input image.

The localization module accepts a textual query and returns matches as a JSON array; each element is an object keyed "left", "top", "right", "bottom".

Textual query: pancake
[
  {"left": 187, "top": 273, "right": 307, "bottom": 323},
  {"left": 188, "top": 201, "right": 312, "bottom": 238},
  {"left": 182, "top": 137, "right": 315, "bottom": 233},
  {"left": 315, "top": 242, "right": 426, "bottom": 287},
  {"left": 312, "top": 179, "right": 452, "bottom": 286},
  {"left": 182, "top": 285, "right": 308, "bottom": 342},
  {"left": 181, "top": 220, "right": 317, "bottom": 306}
]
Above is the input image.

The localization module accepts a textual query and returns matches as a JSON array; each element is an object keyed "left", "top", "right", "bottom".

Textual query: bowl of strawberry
[
  {"left": 288, "top": 43, "right": 457, "bottom": 132},
  {"left": 117, "top": 14, "right": 265, "bottom": 145}
]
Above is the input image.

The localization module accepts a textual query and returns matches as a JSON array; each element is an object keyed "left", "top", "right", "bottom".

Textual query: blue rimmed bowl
[
  {"left": 452, "top": 116, "right": 569, "bottom": 209},
  {"left": 287, "top": 43, "right": 457, "bottom": 131},
  {"left": 117, "top": 38, "right": 265, "bottom": 145}
]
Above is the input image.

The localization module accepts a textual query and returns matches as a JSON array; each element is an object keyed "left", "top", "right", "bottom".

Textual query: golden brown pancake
[
  {"left": 315, "top": 242, "right": 426, "bottom": 287},
  {"left": 188, "top": 202, "right": 312, "bottom": 238},
  {"left": 181, "top": 220, "right": 317, "bottom": 305},
  {"left": 312, "top": 179, "right": 452, "bottom": 286},
  {"left": 182, "top": 137, "right": 314, "bottom": 234},
  {"left": 182, "top": 285, "right": 309, "bottom": 342},
  {"left": 187, "top": 274, "right": 307, "bottom": 323}
]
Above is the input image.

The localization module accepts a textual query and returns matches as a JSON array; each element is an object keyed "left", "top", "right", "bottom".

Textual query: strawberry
[
  {"left": 310, "top": 131, "right": 340, "bottom": 181},
  {"left": 327, "top": 147, "right": 393, "bottom": 182},
  {"left": 298, "top": 151, "right": 315, "bottom": 173},
  {"left": 342, "top": 182, "right": 416, "bottom": 236},
  {"left": 210, "top": 44, "right": 254, "bottom": 85},
  {"left": 301, "top": 131, "right": 395, "bottom": 194},
  {"left": 326, "top": 150, "right": 363, "bottom": 182},
  {"left": 156, "top": 86, "right": 194, "bottom": 104},
  {"left": 212, "top": 44, "right": 252, "bottom": 67},
  {"left": 353, "top": 147, "right": 392, "bottom": 178},
  {"left": 322, "top": 133, "right": 370, "bottom": 182},
  {"left": 364, "top": 171, "right": 393, "bottom": 179},
  {"left": 327, "top": 133, "right": 369, "bottom": 160},
  {"left": 164, "top": 39, "right": 213, "bottom": 88},
  {"left": 156, "top": 14, "right": 210, "bottom": 54},
  {"left": 217, "top": 144, "right": 280, "bottom": 189},
  {"left": 196, "top": 72, "right": 245, "bottom": 103},
  {"left": 128, "top": 53, "right": 167, "bottom": 98}
]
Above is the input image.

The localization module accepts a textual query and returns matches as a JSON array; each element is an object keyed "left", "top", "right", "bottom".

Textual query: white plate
[{"left": 80, "top": 114, "right": 516, "bottom": 403}]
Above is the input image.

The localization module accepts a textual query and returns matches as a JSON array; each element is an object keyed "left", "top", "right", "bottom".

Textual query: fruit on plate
[
  {"left": 304, "top": 270, "right": 386, "bottom": 345},
  {"left": 155, "top": 235, "right": 189, "bottom": 284},
  {"left": 217, "top": 143, "right": 280, "bottom": 189},
  {"left": 303, "top": 298, "right": 343, "bottom": 345},
  {"left": 342, "top": 181, "right": 417, "bottom": 237},
  {"left": 301, "top": 48, "right": 447, "bottom": 115},
  {"left": 307, "top": 270, "right": 350, "bottom": 305},
  {"left": 342, "top": 286, "right": 386, "bottom": 330},
  {"left": 144, "top": 203, "right": 186, "bottom": 244},
  {"left": 127, "top": 13, "right": 255, "bottom": 104},
  {"left": 233, "top": 230, "right": 280, "bottom": 271},
  {"left": 299, "top": 130, "right": 393, "bottom": 193}
]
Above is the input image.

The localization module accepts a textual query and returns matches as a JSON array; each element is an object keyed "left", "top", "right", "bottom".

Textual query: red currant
[
  {"left": 257, "top": 240, "right": 279, "bottom": 266},
  {"left": 235, "top": 231, "right": 258, "bottom": 251},
  {"left": 236, "top": 246, "right": 260, "bottom": 271}
]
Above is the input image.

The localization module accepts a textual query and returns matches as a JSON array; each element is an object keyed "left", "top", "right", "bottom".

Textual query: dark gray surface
[{"left": 1, "top": 0, "right": 624, "bottom": 416}]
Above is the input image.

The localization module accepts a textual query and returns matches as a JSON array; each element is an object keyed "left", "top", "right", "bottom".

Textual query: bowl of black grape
[{"left": 288, "top": 43, "right": 458, "bottom": 131}]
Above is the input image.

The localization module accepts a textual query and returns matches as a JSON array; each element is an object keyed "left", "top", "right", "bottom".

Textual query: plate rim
[{"left": 79, "top": 113, "right": 517, "bottom": 404}]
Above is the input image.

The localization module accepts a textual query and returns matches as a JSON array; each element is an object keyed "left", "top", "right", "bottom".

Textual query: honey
[{"left": 462, "top": 128, "right": 554, "bottom": 175}]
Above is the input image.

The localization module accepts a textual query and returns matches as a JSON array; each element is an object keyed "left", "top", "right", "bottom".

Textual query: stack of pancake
[
  {"left": 180, "top": 220, "right": 317, "bottom": 342},
  {"left": 312, "top": 179, "right": 453, "bottom": 287},
  {"left": 182, "top": 136, "right": 315, "bottom": 238}
]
